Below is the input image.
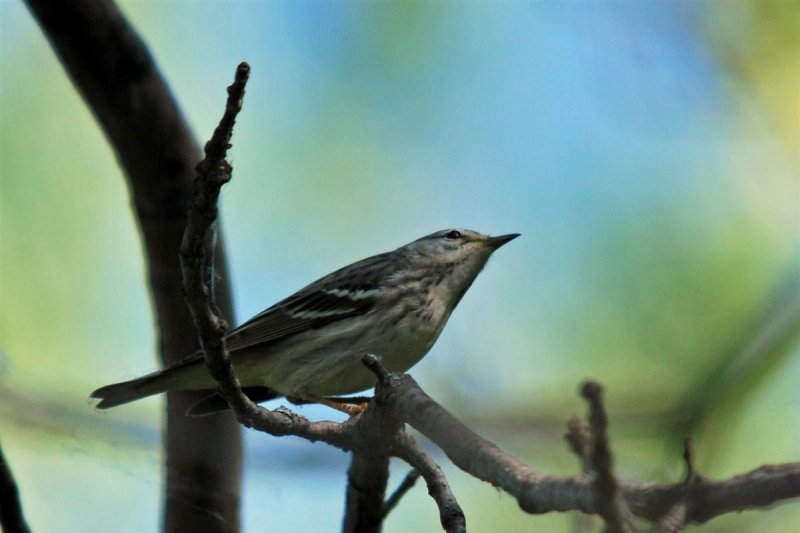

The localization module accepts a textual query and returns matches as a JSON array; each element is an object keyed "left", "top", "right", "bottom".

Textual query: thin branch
[
  {"left": 178, "top": 63, "right": 348, "bottom": 443},
  {"left": 181, "top": 60, "right": 249, "bottom": 378},
  {"left": 0, "top": 443, "right": 31, "bottom": 533},
  {"left": 581, "top": 381, "right": 639, "bottom": 533},
  {"left": 564, "top": 416, "right": 590, "bottom": 474},
  {"left": 382, "top": 469, "right": 421, "bottom": 519},
  {"left": 393, "top": 434, "right": 467, "bottom": 533},
  {"left": 178, "top": 65, "right": 367, "bottom": 454},
  {"left": 376, "top": 374, "right": 800, "bottom": 524},
  {"left": 564, "top": 417, "right": 594, "bottom": 533},
  {"left": 651, "top": 439, "right": 696, "bottom": 533}
]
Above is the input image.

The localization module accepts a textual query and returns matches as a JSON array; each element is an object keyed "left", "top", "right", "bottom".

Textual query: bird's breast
[{"left": 373, "top": 294, "right": 450, "bottom": 372}]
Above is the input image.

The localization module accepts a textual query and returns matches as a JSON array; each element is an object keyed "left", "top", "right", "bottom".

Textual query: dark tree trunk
[{"left": 23, "top": 1, "right": 242, "bottom": 531}]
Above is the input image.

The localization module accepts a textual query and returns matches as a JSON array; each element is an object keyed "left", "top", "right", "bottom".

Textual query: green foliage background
[{"left": 1, "top": 1, "right": 797, "bottom": 531}]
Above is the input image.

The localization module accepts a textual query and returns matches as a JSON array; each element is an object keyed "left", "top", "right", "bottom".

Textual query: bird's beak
[{"left": 486, "top": 233, "right": 520, "bottom": 249}]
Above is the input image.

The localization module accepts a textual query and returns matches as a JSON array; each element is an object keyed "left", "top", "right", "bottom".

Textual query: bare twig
[
  {"left": 651, "top": 439, "right": 696, "bottom": 533},
  {"left": 564, "top": 416, "right": 590, "bottom": 473},
  {"left": 564, "top": 417, "right": 594, "bottom": 533},
  {"left": 178, "top": 64, "right": 344, "bottom": 443},
  {"left": 682, "top": 438, "right": 695, "bottom": 482},
  {"left": 382, "top": 470, "right": 422, "bottom": 519},
  {"left": 24, "top": 2, "right": 242, "bottom": 530},
  {"left": 393, "top": 435, "right": 467, "bottom": 533},
  {"left": 0, "top": 443, "right": 31, "bottom": 533},
  {"left": 376, "top": 374, "right": 800, "bottom": 524},
  {"left": 177, "top": 63, "right": 354, "bottom": 444},
  {"left": 181, "top": 60, "right": 249, "bottom": 387},
  {"left": 581, "top": 381, "right": 638, "bottom": 533}
]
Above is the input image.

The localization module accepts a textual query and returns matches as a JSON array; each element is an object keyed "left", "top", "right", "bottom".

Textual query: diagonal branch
[
  {"left": 382, "top": 469, "right": 421, "bottom": 520},
  {"left": 392, "top": 434, "right": 466, "bottom": 533}
]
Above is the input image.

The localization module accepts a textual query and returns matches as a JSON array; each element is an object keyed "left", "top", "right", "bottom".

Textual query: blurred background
[{"left": 1, "top": 1, "right": 798, "bottom": 531}]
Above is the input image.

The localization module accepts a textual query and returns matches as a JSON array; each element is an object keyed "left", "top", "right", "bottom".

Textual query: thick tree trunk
[{"left": 24, "top": 1, "right": 242, "bottom": 531}]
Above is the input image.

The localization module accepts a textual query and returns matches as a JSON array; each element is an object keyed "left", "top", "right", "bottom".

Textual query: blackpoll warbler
[{"left": 91, "top": 229, "right": 519, "bottom": 414}]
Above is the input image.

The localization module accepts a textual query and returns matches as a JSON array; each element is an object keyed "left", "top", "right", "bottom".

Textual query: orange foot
[{"left": 289, "top": 394, "right": 371, "bottom": 417}]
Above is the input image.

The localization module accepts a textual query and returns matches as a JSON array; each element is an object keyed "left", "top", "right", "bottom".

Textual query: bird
[{"left": 91, "top": 229, "right": 519, "bottom": 415}]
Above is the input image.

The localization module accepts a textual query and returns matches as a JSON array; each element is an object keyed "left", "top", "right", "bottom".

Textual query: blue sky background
[{"left": 1, "top": 1, "right": 798, "bottom": 531}]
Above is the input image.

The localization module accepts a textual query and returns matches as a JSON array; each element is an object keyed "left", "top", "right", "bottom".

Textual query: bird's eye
[{"left": 444, "top": 230, "right": 462, "bottom": 240}]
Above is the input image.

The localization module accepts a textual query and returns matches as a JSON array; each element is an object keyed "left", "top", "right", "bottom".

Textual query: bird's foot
[{"left": 289, "top": 394, "right": 372, "bottom": 417}]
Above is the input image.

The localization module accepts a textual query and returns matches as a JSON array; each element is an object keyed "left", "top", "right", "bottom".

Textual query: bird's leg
[{"left": 288, "top": 394, "right": 372, "bottom": 416}]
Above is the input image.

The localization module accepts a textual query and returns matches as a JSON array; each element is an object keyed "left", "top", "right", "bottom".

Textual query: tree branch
[
  {"left": 23, "top": 1, "right": 242, "bottom": 531},
  {"left": 181, "top": 60, "right": 248, "bottom": 380},
  {"left": 378, "top": 374, "right": 800, "bottom": 525},
  {"left": 564, "top": 416, "right": 595, "bottom": 533},
  {"left": 392, "top": 434, "right": 467, "bottom": 533},
  {"left": 581, "top": 381, "right": 638, "bottom": 532},
  {"left": 343, "top": 452, "right": 390, "bottom": 533},
  {"left": 564, "top": 416, "right": 590, "bottom": 474},
  {"left": 382, "top": 469, "right": 421, "bottom": 520},
  {"left": 342, "top": 362, "right": 402, "bottom": 533}
]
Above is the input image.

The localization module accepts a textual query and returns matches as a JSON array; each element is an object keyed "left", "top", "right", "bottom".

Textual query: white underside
[{"left": 178, "top": 301, "right": 449, "bottom": 397}]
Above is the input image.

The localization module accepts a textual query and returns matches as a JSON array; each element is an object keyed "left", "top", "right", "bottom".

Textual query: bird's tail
[{"left": 91, "top": 357, "right": 208, "bottom": 409}]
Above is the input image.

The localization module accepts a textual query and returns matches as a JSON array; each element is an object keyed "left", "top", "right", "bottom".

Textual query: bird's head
[{"left": 400, "top": 229, "right": 520, "bottom": 306}]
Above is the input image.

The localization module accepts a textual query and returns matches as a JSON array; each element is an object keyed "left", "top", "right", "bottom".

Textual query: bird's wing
[
  {"left": 225, "top": 290, "right": 374, "bottom": 352},
  {"left": 225, "top": 252, "right": 399, "bottom": 353}
]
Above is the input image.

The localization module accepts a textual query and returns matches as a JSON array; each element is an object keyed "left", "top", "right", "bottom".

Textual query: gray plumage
[{"left": 91, "top": 229, "right": 518, "bottom": 413}]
